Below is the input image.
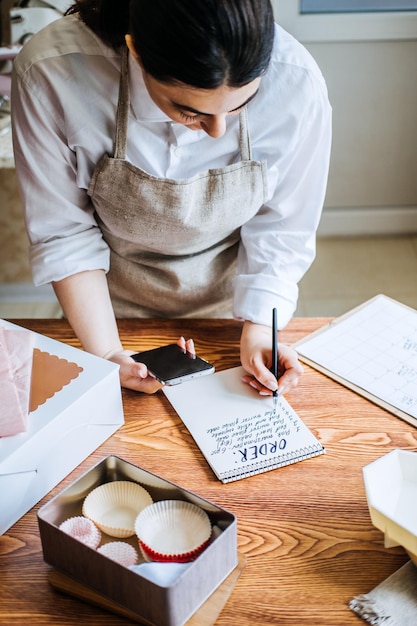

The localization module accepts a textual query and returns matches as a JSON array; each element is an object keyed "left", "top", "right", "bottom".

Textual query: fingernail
[
  {"left": 188, "top": 338, "right": 196, "bottom": 357},
  {"left": 266, "top": 380, "right": 278, "bottom": 392}
]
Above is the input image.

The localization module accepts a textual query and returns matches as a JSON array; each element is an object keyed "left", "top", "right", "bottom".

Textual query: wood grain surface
[{"left": 1, "top": 317, "right": 415, "bottom": 626}]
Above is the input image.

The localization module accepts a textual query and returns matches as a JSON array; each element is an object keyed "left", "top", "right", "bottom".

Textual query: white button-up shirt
[{"left": 11, "top": 15, "right": 331, "bottom": 328}]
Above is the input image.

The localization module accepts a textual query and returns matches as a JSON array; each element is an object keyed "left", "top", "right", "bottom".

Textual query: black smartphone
[{"left": 131, "top": 343, "right": 215, "bottom": 385}]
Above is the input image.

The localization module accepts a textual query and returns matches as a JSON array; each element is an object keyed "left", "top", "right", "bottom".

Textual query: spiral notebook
[{"left": 163, "top": 366, "right": 325, "bottom": 483}]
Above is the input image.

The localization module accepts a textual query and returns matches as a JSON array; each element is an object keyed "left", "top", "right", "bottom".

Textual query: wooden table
[{"left": 1, "top": 317, "right": 415, "bottom": 625}]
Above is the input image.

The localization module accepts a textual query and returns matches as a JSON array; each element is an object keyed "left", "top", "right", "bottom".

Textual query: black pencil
[{"left": 272, "top": 307, "right": 278, "bottom": 409}]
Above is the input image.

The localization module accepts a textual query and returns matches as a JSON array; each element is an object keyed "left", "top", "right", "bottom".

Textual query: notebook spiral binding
[{"left": 220, "top": 443, "right": 325, "bottom": 483}]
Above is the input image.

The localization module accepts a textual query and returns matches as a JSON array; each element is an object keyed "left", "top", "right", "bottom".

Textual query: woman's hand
[
  {"left": 240, "top": 320, "right": 303, "bottom": 396},
  {"left": 104, "top": 337, "right": 195, "bottom": 392}
]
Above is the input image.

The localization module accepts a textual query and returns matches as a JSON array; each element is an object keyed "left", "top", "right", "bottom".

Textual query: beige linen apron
[{"left": 88, "top": 50, "right": 268, "bottom": 318}]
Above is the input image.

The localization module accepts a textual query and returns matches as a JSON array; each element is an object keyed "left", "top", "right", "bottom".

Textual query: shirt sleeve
[
  {"left": 11, "top": 59, "right": 110, "bottom": 286},
  {"left": 233, "top": 67, "right": 332, "bottom": 329}
]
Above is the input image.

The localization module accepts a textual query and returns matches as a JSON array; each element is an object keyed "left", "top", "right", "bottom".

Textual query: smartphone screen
[{"left": 131, "top": 344, "right": 215, "bottom": 385}]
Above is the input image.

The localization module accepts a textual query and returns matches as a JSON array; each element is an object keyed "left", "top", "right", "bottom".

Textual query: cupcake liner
[
  {"left": 135, "top": 500, "right": 211, "bottom": 562},
  {"left": 97, "top": 541, "right": 139, "bottom": 567},
  {"left": 139, "top": 538, "right": 211, "bottom": 563},
  {"left": 59, "top": 516, "right": 101, "bottom": 549},
  {"left": 83, "top": 480, "right": 153, "bottom": 538}
]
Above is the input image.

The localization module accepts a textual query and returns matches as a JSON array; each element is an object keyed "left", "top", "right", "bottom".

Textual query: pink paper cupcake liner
[
  {"left": 59, "top": 516, "right": 101, "bottom": 549},
  {"left": 97, "top": 541, "right": 139, "bottom": 567}
]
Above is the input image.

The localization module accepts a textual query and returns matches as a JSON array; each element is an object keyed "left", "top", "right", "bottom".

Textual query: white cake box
[{"left": 0, "top": 319, "right": 124, "bottom": 535}]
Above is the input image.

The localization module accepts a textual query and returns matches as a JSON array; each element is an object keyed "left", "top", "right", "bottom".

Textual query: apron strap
[
  {"left": 114, "top": 47, "right": 130, "bottom": 160},
  {"left": 114, "top": 47, "right": 252, "bottom": 162},
  {"left": 239, "top": 107, "right": 252, "bottom": 161}
]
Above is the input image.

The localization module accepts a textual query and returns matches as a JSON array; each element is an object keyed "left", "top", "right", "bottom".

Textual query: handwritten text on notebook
[
  {"left": 208, "top": 406, "right": 300, "bottom": 463},
  {"left": 164, "top": 367, "right": 324, "bottom": 483}
]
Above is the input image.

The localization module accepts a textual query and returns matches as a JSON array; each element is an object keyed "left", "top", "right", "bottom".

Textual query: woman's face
[
  {"left": 141, "top": 75, "right": 260, "bottom": 138},
  {"left": 126, "top": 36, "right": 261, "bottom": 138}
]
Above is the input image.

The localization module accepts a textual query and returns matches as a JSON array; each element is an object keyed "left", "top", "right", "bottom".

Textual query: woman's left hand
[
  {"left": 240, "top": 320, "right": 303, "bottom": 396},
  {"left": 105, "top": 336, "right": 195, "bottom": 392}
]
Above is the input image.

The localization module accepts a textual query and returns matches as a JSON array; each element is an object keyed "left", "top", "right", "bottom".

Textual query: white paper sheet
[{"left": 294, "top": 295, "right": 417, "bottom": 426}]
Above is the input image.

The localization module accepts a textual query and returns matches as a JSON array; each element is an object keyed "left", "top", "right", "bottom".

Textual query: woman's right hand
[{"left": 105, "top": 349, "right": 163, "bottom": 393}]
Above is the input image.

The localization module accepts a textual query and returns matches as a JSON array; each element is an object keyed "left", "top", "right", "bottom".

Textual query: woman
[{"left": 11, "top": 0, "right": 331, "bottom": 395}]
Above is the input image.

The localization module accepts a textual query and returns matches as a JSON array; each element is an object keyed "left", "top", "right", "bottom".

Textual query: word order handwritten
[{"left": 207, "top": 405, "right": 300, "bottom": 462}]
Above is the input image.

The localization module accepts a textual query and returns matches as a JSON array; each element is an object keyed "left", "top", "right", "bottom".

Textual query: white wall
[{"left": 272, "top": 2, "right": 417, "bottom": 235}]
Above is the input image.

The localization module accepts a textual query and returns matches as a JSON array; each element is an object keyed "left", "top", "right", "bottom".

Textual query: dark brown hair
[{"left": 67, "top": 0, "right": 275, "bottom": 88}]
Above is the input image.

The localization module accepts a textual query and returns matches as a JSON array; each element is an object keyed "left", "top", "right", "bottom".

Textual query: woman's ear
[{"left": 125, "top": 34, "right": 142, "bottom": 66}]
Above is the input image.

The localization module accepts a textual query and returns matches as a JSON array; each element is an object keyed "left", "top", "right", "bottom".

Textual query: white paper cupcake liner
[
  {"left": 135, "top": 500, "right": 211, "bottom": 562},
  {"left": 82, "top": 480, "right": 153, "bottom": 538}
]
